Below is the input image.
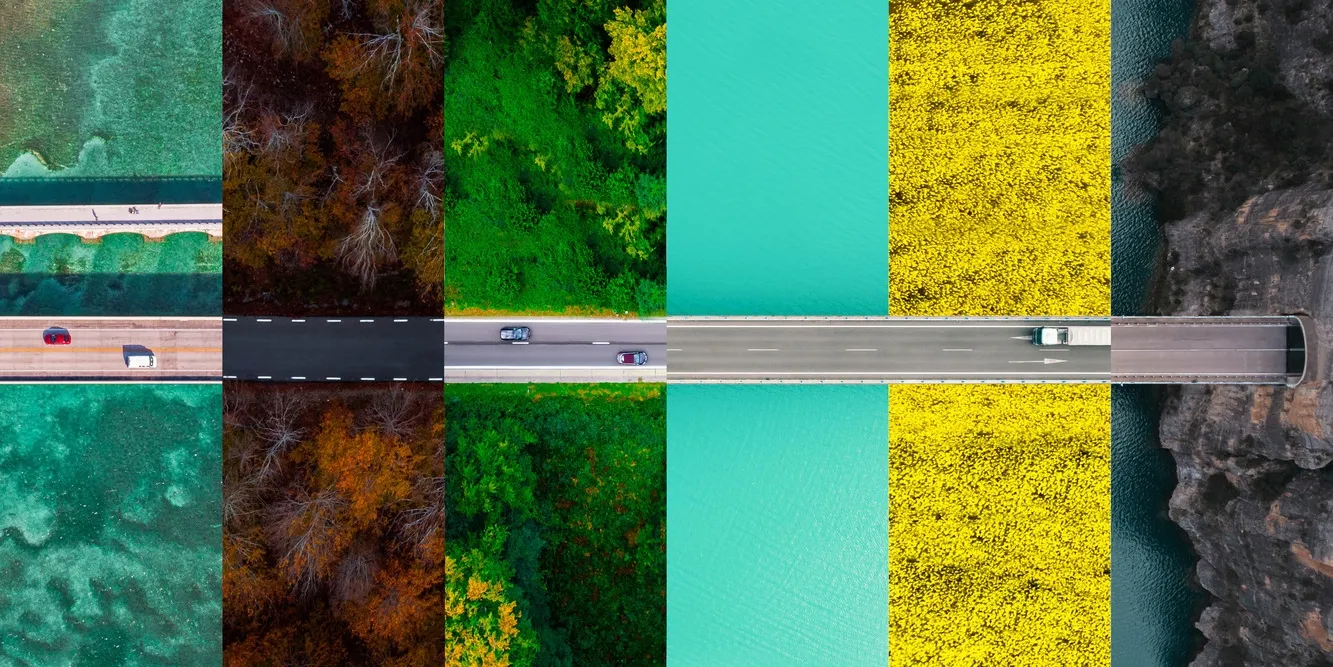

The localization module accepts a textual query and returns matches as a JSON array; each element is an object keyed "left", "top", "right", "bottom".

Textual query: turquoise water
[
  {"left": 1110, "top": 0, "right": 1202, "bottom": 664},
  {"left": 666, "top": 0, "right": 889, "bottom": 662},
  {"left": 0, "top": 385, "right": 222, "bottom": 665},
  {"left": 667, "top": 386, "right": 888, "bottom": 665},
  {"left": 0, "top": 0, "right": 221, "bottom": 179},
  {"left": 666, "top": 0, "right": 888, "bottom": 316}
]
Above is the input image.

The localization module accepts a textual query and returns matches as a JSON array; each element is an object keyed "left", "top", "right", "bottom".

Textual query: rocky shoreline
[{"left": 1126, "top": 0, "right": 1333, "bottom": 662}]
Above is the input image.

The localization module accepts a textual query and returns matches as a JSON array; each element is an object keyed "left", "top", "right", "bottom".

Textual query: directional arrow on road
[{"left": 1008, "top": 358, "right": 1068, "bottom": 364}]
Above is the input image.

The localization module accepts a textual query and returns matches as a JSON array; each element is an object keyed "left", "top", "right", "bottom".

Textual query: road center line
[
  {"left": 393, "top": 319, "right": 408, "bottom": 322},
  {"left": 327, "top": 319, "right": 341, "bottom": 323},
  {"left": 291, "top": 376, "right": 305, "bottom": 380},
  {"left": 592, "top": 341, "right": 610, "bottom": 345},
  {"left": 292, "top": 319, "right": 305, "bottom": 323},
  {"left": 257, "top": 319, "right": 271, "bottom": 322},
  {"left": 360, "top": 319, "right": 374, "bottom": 323}
]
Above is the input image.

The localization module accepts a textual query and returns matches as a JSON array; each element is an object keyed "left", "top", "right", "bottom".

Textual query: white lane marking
[
  {"left": 258, "top": 375, "right": 271, "bottom": 379},
  {"left": 326, "top": 376, "right": 341, "bottom": 380},
  {"left": 257, "top": 319, "right": 271, "bottom": 322},
  {"left": 292, "top": 319, "right": 305, "bottom": 323},
  {"left": 327, "top": 319, "right": 341, "bottom": 323},
  {"left": 1011, "top": 336, "right": 1034, "bottom": 340},
  {"left": 393, "top": 377, "right": 407, "bottom": 381},
  {"left": 443, "top": 342, "right": 449, "bottom": 345},
  {"left": 393, "top": 319, "right": 408, "bottom": 322},
  {"left": 512, "top": 341, "right": 529, "bottom": 345},
  {"left": 428, "top": 377, "right": 443, "bottom": 381},
  {"left": 666, "top": 348, "right": 682, "bottom": 352},
  {"left": 223, "top": 318, "right": 237, "bottom": 322},
  {"left": 1008, "top": 359, "right": 1069, "bottom": 364},
  {"left": 361, "top": 377, "right": 375, "bottom": 380},
  {"left": 360, "top": 319, "right": 374, "bottom": 323},
  {"left": 592, "top": 341, "right": 610, "bottom": 345},
  {"left": 223, "top": 375, "right": 236, "bottom": 379},
  {"left": 942, "top": 348, "right": 973, "bottom": 352},
  {"left": 747, "top": 348, "right": 779, "bottom": 352},
  {"left": 432, "top": 318, "right": 445, "bottom": 322},
  {"left": 291, "top": 376, "right": 306, "bottom": 380},
  {"left": 845, "top": 348, "right": 877, "bottom": 352},
  {"left": 1116, "top": 348, "right": 1290, "bottom": 352}
]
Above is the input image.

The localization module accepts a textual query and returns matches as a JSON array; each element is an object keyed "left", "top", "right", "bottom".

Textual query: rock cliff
[{"left": 1129, "top": 0, "right": 1333, "bottom": 662}]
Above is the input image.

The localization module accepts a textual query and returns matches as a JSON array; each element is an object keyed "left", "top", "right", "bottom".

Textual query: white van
[{"left": 126, "top": 353, "right": 156, "bottom": 368}]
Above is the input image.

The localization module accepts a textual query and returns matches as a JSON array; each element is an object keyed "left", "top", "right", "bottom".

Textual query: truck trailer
[{"left": 1031, "top": 326, "right": 1111, "bottom": 347}]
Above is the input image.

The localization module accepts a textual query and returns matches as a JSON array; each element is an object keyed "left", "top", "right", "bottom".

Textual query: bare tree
[
  {"left": 347, "top": 0, "right": 443, "bottom": 90},
  {"left": 246, "top": 0, "right": 315, "bottom": 58},
  {"left": 223, "top": 70, "right": 256, "bottom": 172},
  {"left": 266, "top": 488, "right": 347, "bottom": 597},
  {"left": 353, "top": 130, "right": 402, "bottom": 199},
  {"left": 366, "top": 385, "right": 420, "bottom": 437},
  {"left": 414, "top": 148, "right": 443, "bottom": 217},
  {"left": 333, "top": 542, "right": 379, "bottom": 603},
  {"left": 398, "top": 473, "right": 444, "bottom": 553},
  {"left": 249, "top": 392, "right": 308, "bottom": 483},
  {"left": 336, "top": 205, "right": 396, "bottom": 290}
]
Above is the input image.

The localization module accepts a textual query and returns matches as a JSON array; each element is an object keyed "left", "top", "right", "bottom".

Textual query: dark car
[
  {"left": 617, "top": 351, "right": 648, "bottom": 366},
  {"left": 43, "top": 329, "right": 71, "bottom": 345},
  {"left": 500, "top": 326, "right": 531, "bottom": 341}
]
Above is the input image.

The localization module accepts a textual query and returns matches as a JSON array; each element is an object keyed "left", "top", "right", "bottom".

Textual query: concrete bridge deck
[{"left": 0, "top": 203, "right": 222, "bottom": 240}]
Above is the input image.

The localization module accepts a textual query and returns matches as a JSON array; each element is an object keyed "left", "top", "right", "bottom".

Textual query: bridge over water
[{"left": 0, "top": 203, "right": 222, "bottom": 241}]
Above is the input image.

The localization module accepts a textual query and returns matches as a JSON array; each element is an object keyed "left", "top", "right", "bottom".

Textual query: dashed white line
[
  {"left": 258, "top": 375, "right": 271, "bottom": 379},
  {"left": 327, "top": 319, "right": 341, "bottom": 323},
  {"left": 747, "top": 348, "right": 779, "bottom": 352},
  {"left": 360, "top": 319, "right": 374, "bottom": 323},
  {"left": 666, "top": 348, "right": 682, "bottom": 352},
  {"left": 291, "top": 376, "right": 306, "bottom": 380},
  {"left": 942, "top": 348, "right": 973, "bottom": 352},
  {"left": 393, "top": 319, "right": 408, "bottom": 322},
  {"left": 513, "top": 341, "right": 529, "bottom": 345},
  {"left": 845, "top": 348, "right": 877, "bottom": 352},
  {"left": 223, "top": 375, "right": 236, "bottom": 379},
  {"left": 326, "top": 376, "right": 341, "bottom": 380},
  {"left": 428, "top": 377, "right": 443, "bottom": 381},
  {"left": 361, "top": 377, "right": 375, "bottom": 381},
  {"left": 592, "top": 341, "right": 610, "bottom": 345},
  {"left": 393, "top": 377, "right": 408, "bottom": 381},
  {"left": 257, "top": 319, "right": 271, "bottom": 322},
  {"left": 292, "top": 319, "right": 305, "bottom": 323},
  {"left": 223, "top": 318, "right": 237, "bottom": 322}
]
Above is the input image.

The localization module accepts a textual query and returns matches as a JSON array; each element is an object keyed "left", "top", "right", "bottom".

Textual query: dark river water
[{"left": 1111, "top": 0, "right": 1204, "bottom": 664}]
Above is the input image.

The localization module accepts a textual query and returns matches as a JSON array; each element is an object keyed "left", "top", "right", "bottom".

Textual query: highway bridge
[
  {"left": 0, "top": 317, "right": 220, "bottom": 383},
  {"left": 0, "top": 315, "right": 1314, "bottom": 385},
  {"left": 0, "top": 203, "right": 222, "bottom": 241},
  {"left": 666, "top": 315, "right": 1314, "bottom": 385}
]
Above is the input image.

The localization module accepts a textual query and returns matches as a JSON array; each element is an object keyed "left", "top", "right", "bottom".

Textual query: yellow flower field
[
  {"left": 889, "top": 386, "right": 1111, "bottom": 666},
  {"left": 888, "top": 0, "right": 1111, "bottom": 316}
]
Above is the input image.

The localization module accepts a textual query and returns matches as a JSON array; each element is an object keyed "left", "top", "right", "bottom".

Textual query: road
[
  {"left": 224, "top": 317, "right": 443, "bottom": 381},
  {"left": 0, "top": 203, "right": 222, "bottom": 223},
  {"left": 0, "top": 317, "right": 220, "bottom": 382},
  {"left": 444, "top": 317, "right": 667, "bottom": 383},
  {"left": 667, "top": 317, "right": 1111, "bottom": 382},
  {"left": 1111, "top": 317, "right": 1298, "bottom": 383}
]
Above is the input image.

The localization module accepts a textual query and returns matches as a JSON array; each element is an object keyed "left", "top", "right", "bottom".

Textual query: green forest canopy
[
  {"left": 444, "top": 0, "right": 665, "bottom": 316},
  {"left": 445, "top": 384, "right": 665, "bottom": 666}
]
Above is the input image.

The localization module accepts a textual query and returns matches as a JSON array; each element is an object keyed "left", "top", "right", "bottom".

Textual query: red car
[
  {"left": 43, "top": 330, "right": 71, "bottom": 345},
  {"left": 617, "top": 351, "right": 648, "bottom": 366}
]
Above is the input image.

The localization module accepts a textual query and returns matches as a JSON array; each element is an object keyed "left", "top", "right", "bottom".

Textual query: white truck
[
  {"left": 1031, "top": 326, "right": 1111, "bottom": 347},
  {"left": 125, "top": 351, "right": 156, "bottom": 368}
]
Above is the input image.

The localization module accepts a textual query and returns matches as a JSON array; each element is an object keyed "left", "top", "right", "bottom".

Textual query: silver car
[
  {"left": 617, "top": 351, "right": 648, "bottom": 365},
  {"left": 500, "top": 326, "right": 531, "bottom": 341}
]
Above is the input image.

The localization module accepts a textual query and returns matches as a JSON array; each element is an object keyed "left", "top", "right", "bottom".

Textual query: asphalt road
[
  {"left": 1111, "top": 321, "right": 1292, "bottom": 381},
  {"left": 0, "top": 317, "right": 221, "bottom": 381},
  {"left": 667, "top": 318, "right": 1112, "bottom": 381},
  {"left": 444, "top": 318, "right": 667, "bottom": 372},
  {"left": 224, "top": 317, "right": 443, "bottom": 381}
]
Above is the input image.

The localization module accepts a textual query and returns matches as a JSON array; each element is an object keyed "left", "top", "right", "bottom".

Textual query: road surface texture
[
  {"left": 666, "top": 316, "right": 1302, "bottom": 384},
  {"left": 0, "top": 317, "right": 221, "bottom": 382},
  {"left": 224, "top": 317, "right": 443, "bottom": 382},
  {"left": 444, "top": 317, "right": 667, "bottom": 383},
  {"left": 0, "top": 203, "right": 222, "bottom": 240},
  {"left": 1111, "top": 316, "right": 1301, "bottom": 384}
]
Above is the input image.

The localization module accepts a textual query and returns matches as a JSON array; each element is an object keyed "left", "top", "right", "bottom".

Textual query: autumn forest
[{"left": 223, "top": 0, "right": 444, "bottom": 315}]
